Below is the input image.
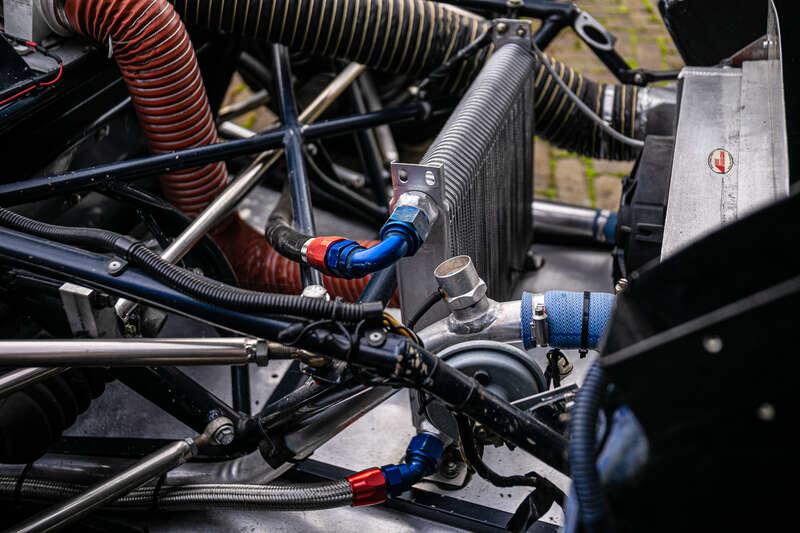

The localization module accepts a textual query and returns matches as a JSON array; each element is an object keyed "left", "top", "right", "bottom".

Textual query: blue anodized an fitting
[{"left": 381, "top": 433, "right": 444, "bottom": 496}]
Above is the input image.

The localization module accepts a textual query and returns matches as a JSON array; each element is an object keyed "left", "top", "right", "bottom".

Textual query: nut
[
  {"left": 389, "top": 206, "right": 432, "bottom": 242},
  {"left": 434, "top": 256, "right": 488, "bottom": 311},
  {"left": 391, "top": 191, "right": 439, "bottom": 241}
]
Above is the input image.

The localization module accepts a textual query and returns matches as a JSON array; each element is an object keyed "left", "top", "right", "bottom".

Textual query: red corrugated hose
[{"left": 63, "top": 0, "right": 383, "bottom": 301}]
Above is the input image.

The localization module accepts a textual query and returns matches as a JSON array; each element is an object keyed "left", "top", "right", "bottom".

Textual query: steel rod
[
  {"left": 10, "top": 438, "right": 198, "bottom": 533},
  {"left": 218, "top": 89, "right": 270, "bottom": 121},
  {"left": 0, "top": 338, "right": 265, "bottom": 367},
  {"left": 359, "top": 72, "right": 400, "bottom": 164},
  {"left": 0, "top": 367, "right": 68, "bottom": 398},
  {"left": 114, "top": 62, "right": 366, "bottom": 319},
  {"left": 350, "top": 82, "right": 389, "bottom": 208},
  {"left": 532, "top": 199, "right": 616, "bottom": 244},
  {"left": 0, "top": 227, "right": 294, "bottom": 341}
]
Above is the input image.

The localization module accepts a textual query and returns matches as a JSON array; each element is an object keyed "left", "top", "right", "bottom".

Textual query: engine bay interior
[{"left": 0, "top": 1, "right": 796, "bottom": 531}]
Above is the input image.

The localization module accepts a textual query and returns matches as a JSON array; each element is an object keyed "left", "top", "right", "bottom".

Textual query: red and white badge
[{"left": 708, "top": 148, "right": 734, "bottom": 174}]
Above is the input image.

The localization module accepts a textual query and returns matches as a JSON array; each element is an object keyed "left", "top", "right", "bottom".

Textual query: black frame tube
[
  {"left": 271, "top": 45, "right": 322, "bottom": 287},
  {"left": 0, "top": 102, "right": 442, "bottom": 207},
  {"left": 113, "top": 367, "right": 244, "bottom": 434}
]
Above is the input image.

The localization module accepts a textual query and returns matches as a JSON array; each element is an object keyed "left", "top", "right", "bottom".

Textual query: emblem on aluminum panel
[{"left": 708, "top": 148, "right": 734, "bottom": 174}]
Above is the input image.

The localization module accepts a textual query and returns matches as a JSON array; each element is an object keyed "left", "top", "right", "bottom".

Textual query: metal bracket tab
[
  {"left": 391, "top": 162, "right": 447, "bottom": 326},
  {"left": 59, "top": 282, "right": 118, "bottom": 338},
  {"left": 491, "top": 18, "right": 533, "bottom": 49}
]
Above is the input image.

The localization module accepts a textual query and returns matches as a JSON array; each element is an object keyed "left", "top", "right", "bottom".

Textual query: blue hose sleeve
[
  {"left": 520, "top": 292, "right": 535, "bottom": 349},
  {"left": 544, "top": 291, "right": 615, "bottom": 349}
]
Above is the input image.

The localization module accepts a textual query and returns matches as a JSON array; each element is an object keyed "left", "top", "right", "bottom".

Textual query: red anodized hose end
[
  {"left": 347, "top": 467, "right": 388, "bottom": 507},
  {"left": 305, "top": 236, "right": 347, "bottom": 272}
]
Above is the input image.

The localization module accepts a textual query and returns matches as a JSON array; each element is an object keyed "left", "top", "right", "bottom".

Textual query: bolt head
[
  {"left": 213, "top": 425, "right": 235, "bottom": 446},
  {"left": 441, "top": 461, "right": 460, "bottom": 479},
  {"left": 496, "top": 22, "right": 508, "bottom": 34},
  {"left": 757, "top": 403, "right": 776, "bottom": 422},
  {"left": 301, "top": 284, "right": 330, "bottom": 300},
  {"left": 516, "top": 26, "right": 527, "bottom": 37},
  {"left": 368, "top": 331, "right": 386, "bottom": 346},
  {"left": 107, "top": 260, "right": 124, "bottom": 275},
  {"left": 702, "top": 335, "right": 723, "bottom": 354}
]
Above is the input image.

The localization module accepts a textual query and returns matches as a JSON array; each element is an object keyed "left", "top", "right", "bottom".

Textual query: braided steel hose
[{"left": 0, "top": 475, "right": 353, "bottom": 511}]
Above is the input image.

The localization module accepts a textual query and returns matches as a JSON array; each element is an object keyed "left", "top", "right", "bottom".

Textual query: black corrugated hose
[
  {"left": 568, "top": 362, "right": 610, "bottom": 532},
  {"left": 171, "top": 0, "right": 643, "bottom": 159},
  {"left": 0, "top": 206, "right": 382, "bottom": 322}
]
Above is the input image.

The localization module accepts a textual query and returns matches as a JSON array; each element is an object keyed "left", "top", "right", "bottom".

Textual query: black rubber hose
[
  {"left": 173, "top": 0, "right": 644, "bottom": 159},
  {"left": 340, "top": 338, "right": 570, "bottom": 467},
  {"left": 568, "top": 362, "right": 609, "bottom": 532},
  {"left": 264, "top": 184, "right": 309, "bottom": 262},
  {"left": 0, "top": 207, "right": 383, "bottom": 322}
]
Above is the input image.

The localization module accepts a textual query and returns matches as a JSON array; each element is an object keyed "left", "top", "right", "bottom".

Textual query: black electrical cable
[
  {"left": 528, "top": 44, "right": 644, "bottom": 152},
  {"left": 304, "top": 144, "right": 388, "bottom": 224},
  {"left": 406, "top": 290, "right": 444, "bottom": 330},
  {"left": 416, "top": 24, "right": 494, "bottom": 97},
  {"left": 0, "top": 33, "right": 64, "bottom": 107},
  {"left": 455, "top": 414, "right": 538, "bottom": 488},
  {"left": 0, "top": 207, "right": 383, "bottom": 322}
]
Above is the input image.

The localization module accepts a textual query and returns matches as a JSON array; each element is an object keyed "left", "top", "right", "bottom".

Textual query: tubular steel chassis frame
[{"left": 0, "top": 3, "right": 675, "bottom": 530}]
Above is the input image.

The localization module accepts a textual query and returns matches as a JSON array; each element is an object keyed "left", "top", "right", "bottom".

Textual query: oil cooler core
[{"left": 393, "top": 30, "right": 536, "bottom": 328}]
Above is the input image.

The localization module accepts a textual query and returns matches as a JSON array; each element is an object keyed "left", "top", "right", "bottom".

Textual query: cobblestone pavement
[{"left": 534, "top": 0, "right": 684, "bottom": 210}]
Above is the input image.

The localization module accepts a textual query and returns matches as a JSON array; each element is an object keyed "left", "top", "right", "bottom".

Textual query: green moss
[
  {"left": 626, "top": 28, "right": 640, "bottom": 69},
  {"left": 581, "top": 157, "right": 598, "bottom": 208},
  {"left": 241, "top": 112, "right": 257, "bottom": 130},
  {"left": 640, "top": 0, "right": 659, "bottom": 21},
  {"left": 656, "top": 36, "right": 671, "bottom": 69},
  {"left": 230, "top": 82, "right": 248, "bottom": 98}
]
